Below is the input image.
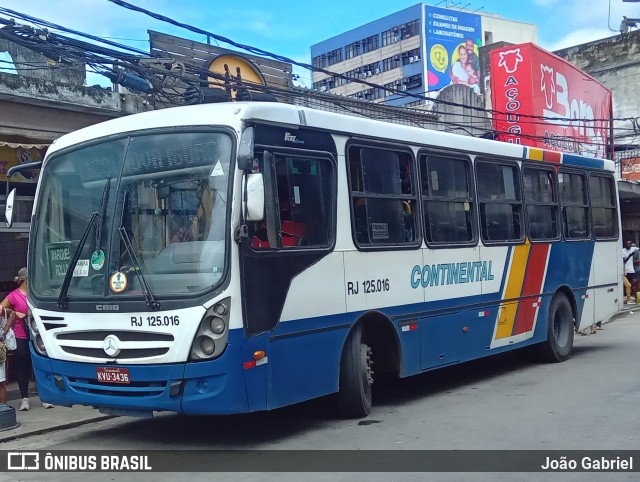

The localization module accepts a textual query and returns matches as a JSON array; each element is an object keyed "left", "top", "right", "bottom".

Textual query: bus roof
[{"left": 48, "top": 102, "right": 614, "bottom": 172}]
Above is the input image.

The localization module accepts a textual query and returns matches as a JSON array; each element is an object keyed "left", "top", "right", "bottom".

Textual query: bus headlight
[
  {"left": 210, "top": 317, "right": 225, "bottom": 335},
  {"left": 28, "top": 313, "right": 39, "bottom": 335},
  {"left": 33, "top": 333, "right": 47, "bottom": 356},
  {"left": 189, "top": 297, "right": 230, "bottom": 361},
  {"left": 199, "top": 336, "right": 215, "bottom": 356}
]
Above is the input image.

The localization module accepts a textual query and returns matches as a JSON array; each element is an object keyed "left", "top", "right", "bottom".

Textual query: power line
[
  {"left": 105, "top": 0, "right": 621, "bottom": 126},
  {"left": 0, "top": 5, "right": 629, "bottom": 154}
]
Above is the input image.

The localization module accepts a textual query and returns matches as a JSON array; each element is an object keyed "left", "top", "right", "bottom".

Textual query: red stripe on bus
[
  {"left": 544, "top": 150, "right": 562, "bottom": 163},
  {"left": 513, "top": 243, "right": 550, "bottom": 335}
]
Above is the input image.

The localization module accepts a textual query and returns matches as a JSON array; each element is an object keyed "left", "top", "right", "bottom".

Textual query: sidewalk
[{"left": 0, "top": 381, "right": 114, "bottom": 443}]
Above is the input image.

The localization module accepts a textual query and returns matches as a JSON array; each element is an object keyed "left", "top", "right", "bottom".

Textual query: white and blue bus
[{"left": 16, "top": 102, "right": 621, "bottom": 418}]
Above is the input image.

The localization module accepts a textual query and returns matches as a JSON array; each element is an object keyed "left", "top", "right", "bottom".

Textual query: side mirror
[
  {"left": 5, "top": 188, "right": 16, "bottom": 228},
  {"left": 237, "top": 127, "right": 255, "bottom": 171},
  {"left": 244, "top": 173, "right": 264, "bottom": 221}
]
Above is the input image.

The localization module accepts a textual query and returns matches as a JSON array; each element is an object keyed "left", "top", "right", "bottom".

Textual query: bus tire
[
  {"left": 337, "top": 326, "right": 373, "bottom": 418},
  {"left": 538, "top": 293, "right": 574, "bottom": 362}
]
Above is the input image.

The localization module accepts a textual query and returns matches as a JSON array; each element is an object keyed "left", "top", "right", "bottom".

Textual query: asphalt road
[{"left": 1, "top": 310, "right": 639, "bottom": 482}]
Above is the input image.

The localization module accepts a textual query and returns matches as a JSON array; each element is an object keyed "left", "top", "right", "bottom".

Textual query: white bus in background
[{"left": 11, "top": 101, "right": 621, "bottom": 418}]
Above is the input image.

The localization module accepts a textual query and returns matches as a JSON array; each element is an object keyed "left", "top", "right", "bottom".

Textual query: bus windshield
[{"left": 31, "top": 131, "right": 233, "bottom": 300}]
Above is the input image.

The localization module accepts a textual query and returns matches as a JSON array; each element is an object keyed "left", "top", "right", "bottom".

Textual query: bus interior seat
[
  {"left": 281, "top": 220, "right": 305, "bottom": 247},
  {"left": 252, "top": 221, "right": 306, "bottom": 248}
]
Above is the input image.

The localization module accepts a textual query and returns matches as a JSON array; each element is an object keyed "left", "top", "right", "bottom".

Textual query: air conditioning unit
[
  {"left": 414, "top": 56, "right": 421, "bottom": 62},
  {"left": 409, "top": 56, "right": 415, "bottom": 63},
  {"left": 401, "top": 85, "right": 407, "bottom": 91},
  {"left": 366, "top": 71, "right": 372, "bottom": 77},
  {"left": 375, "top": 68, "right": 380, "bottom": 74},
  {"left": 320, "top": 86, "right": 327, "bottom": 92},
  {"left": 392, "top": 36, "right": 399, "bottom": 42}
]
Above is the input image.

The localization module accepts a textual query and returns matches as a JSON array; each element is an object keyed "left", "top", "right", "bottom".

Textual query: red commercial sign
[
  {"left": 622, "top": 157, "right": 640, "bottom": 181},
  {"left": 490, "top": 43, "right": 612, "bottom": 159}
]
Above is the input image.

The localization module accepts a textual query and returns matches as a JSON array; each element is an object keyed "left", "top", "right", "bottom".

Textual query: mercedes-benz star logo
[{"left": 102, "top": 334, "right": 121, "bottom": 357}]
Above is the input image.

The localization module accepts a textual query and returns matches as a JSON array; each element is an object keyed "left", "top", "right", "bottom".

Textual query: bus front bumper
[{"left": 30, "top": 344, "right": 250, "bottom": 415}]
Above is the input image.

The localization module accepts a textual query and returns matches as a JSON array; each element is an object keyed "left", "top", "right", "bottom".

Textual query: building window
[
  {"left": 326, "top": 48, "right": 343, "bottom": 66},
  {"left": 312, "top": 55, "right": 326, "bottom": 69},
  {"left": 362, "top": 35, "right": 380, "bottom": 54},
  {"left": 382, "top": 55, "right": 402, "bottom": 72},
  {"left": 345, "top": 41, "right": 361, "bottom": 60},
  {"left": 381, "top": 19, "right": 420, "bottom": 46},
  {"left": 313, "top": 49, "right": 343, "bottom": 68},
  {"left": 348, "top": 145, "right": 419, "bottom": 247},
  {"left": 381, "top": 27, "right": 400, "bottom": 47},
  {"left": 404, "top": 20, "right": 420, "bottom": 38}
]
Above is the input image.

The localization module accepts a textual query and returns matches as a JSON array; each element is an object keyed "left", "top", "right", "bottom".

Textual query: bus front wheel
[
  {"left": 337, "top": 326, "right": 373, "bottom": 418},
  {"left": 538, "top": 293, "right": 574, "bottom": 362}
]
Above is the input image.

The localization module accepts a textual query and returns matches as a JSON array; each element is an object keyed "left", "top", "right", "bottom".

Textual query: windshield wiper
[
  {"left": 57, "top": 179, "right": 111, "bottom": 310},
  {"left": 118, "top": 226, "right": 160, "bottom": 310},
  {"left": 94, "top": 178, "right": 111, "bottom": 252}
]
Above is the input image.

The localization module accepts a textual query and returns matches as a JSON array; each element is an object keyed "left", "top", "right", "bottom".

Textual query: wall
[
  {"left": 554, "top": 30, "right": 640, "bottom": 144},
  {"left": 0, "top": 38, "right": 85, "bottom": 85},
  {"left": 480, "top": 14, "right": 537, "bottom": 45}
]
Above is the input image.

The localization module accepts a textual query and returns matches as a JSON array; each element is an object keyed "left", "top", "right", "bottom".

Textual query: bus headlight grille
[{"left": 189, "top": 297, "right": 230, "bottom": 361}]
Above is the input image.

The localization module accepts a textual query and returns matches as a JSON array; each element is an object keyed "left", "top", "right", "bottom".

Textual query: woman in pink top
[{"left": 0, "top": 268, "right": 53, "bottom": 410}]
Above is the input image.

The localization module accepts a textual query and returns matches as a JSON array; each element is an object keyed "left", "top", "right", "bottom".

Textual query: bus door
[{"left": 239, "top": 142, "right": 337, "bottom": 409}]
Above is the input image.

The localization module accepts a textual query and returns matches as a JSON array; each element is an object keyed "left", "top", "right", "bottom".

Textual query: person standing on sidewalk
[
  {"left": 0, "top": 268, "right": 53, "bottom": 410},
  {"left": 622, "top": 241, "right": 639, "bottom": 304}
]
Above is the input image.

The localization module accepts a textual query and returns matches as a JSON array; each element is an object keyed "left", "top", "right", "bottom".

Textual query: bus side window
[
  {"left": 348, "top": 145, "right": 419, "bottom": 247},
  {"left": 559, "top": 170, "right": 590, "bottom": 239},
  {"left": 589, "top": 174, "right": 618, "bottom": 239},
  {"left": 476, "top": 160, "right": 523, "bottom": 244},
  {"left": 252, "top": 154, "right": 334, "bottom": 249},
  {"left": 420, "top": 152, "right": 475, "bottom": 245},
  {"left": 523, "top": 165, "right": 559, "bottom": 241}
]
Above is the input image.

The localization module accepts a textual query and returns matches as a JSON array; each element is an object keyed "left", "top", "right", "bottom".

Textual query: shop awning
[{"left": 0, "top": 141, "right": 50, "bottom": 149}]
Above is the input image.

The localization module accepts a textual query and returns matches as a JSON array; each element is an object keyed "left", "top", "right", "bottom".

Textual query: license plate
[{"left": 96, "top": 367, "right": 130, "bottom": 384}]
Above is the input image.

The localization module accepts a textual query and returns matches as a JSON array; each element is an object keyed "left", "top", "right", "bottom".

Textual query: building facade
[{"left": 310, "top": 3, "right": 536, "bottom": 107}]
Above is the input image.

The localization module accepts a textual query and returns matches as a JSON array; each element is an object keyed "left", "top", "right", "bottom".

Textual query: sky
[{"left": 1, "top": 0, "right": 640, "bottom": 87}]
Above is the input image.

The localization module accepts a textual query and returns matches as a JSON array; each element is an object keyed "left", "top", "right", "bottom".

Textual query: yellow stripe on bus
[
  {"left": 495, "top": 241, "right": 531, "bottom": 339},
  {"left": 526, "top": 147, "right": 545, "bottom": 161}
]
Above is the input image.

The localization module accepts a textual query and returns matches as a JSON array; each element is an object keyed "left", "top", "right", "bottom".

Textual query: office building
[{"left": 311, "top": 3, "right": 536, "bottom": 107}]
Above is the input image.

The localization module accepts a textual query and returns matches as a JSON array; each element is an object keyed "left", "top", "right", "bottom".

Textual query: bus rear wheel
[
  {"left": 337, "top": 326, "right": 374, "bottom": 418},
  {"left": 537, "top": 293, "right": 574, "bottom": 362}
]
